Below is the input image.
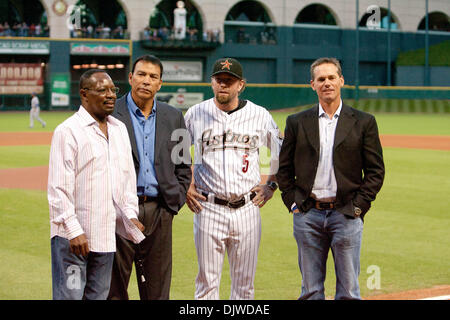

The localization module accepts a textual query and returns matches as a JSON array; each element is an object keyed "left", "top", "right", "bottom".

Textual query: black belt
[
  {"left": 138, "top": 195, "right": 158, "bottom": 204},
  {"left": 202, "top": 192, "right": 256, "bottom": 209},
  {"left": 310, "top": 198, "right": 336, "bottom": 210}
]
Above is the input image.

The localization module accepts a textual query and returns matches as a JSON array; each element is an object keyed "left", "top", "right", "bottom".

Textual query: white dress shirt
[
  {"left": 48, "top": 106, "right": 145, "bottom": 252},
  {"left": 311, "top": 101, "right": 342, "bottom": 200}
]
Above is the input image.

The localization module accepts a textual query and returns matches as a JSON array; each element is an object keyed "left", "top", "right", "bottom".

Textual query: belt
[
  {"left": 310, "top": 198, "right": 336, "bottom": 211},
  {"left": 201, "top": 192, "right": 256, "bottom": 209},
  {"left": 138, "top": 195, "right": 158, "bottom": 204}
]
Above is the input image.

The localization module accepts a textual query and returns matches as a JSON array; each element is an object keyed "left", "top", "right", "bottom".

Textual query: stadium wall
[{"left": 1, "top": 26, "right": 449, "bottom": 110}]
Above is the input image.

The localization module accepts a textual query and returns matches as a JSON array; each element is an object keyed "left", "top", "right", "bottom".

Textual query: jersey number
[{"left": 242, "top": 154, "right": 249, "bottom": 173}]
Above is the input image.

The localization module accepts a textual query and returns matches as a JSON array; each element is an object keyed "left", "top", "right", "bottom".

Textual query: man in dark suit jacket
[
  {"left": 108, "top": 55, "right": 191, "bottom": 300},
  {"left": 276, "top": 57, "right": 384, "bottom": 300}
]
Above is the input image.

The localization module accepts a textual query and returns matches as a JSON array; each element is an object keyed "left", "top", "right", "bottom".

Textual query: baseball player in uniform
[
  {"left": 184, "top": 58, "right": 282, "bottom": 300},
  {"left": 29, "top": 92, "right": 46, "bottom": 128}
]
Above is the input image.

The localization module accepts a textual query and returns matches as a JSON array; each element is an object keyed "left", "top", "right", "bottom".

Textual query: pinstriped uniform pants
[{"left": 194, "top": 199, "right": 261, "bottom": 300}]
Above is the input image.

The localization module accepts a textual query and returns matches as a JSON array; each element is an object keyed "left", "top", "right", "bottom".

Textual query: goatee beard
[{"left": 216, "top": 95, "right": 231, "bottom": 105}]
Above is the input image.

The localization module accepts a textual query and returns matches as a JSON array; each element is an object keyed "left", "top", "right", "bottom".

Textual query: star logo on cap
[{"left": 220, "top": 59, "right": 232, "bottom": 70}]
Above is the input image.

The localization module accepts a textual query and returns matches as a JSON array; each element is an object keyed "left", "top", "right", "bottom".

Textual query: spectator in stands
[
  {"left": 212, "top": 28, "right": 220, "bottom": 42},
  {"left": 158, "top": 26, "right": 169, "bottom": 41},
  {"left": 30, "top": 24, "right": 36, "bottom": 37},
  {"left": 237, "top": 27, "right": 245, "bottom": 43},
  {"left": 102, "top": 25, "right": 111, "bottom": 39},
  {"left": 35, "top": 24, "right": 41, "bottom": 37},
  {"left": 86, "top": 25, "right": 94, "bottom": 38},
  {"left": 113, "top": 25, "right": 124, "bottom": 39},
  {"left": 3, "top": 22, "right": 11, "bottom": 36},
  {"left": 13, "top": 22, "right": 21, "bottom": 36},
  {"left": 260, "top": 29, "right": 268, "bottom": 44},
  {"left": 43, "top": 24, "right": 49, "bottom": 37},
  {"left": 24, "top": 23, "right": 31, "bottom": 37},
  {"left": 95, "top": 25, "right": 103, "bottom": 38},
  {"left": 268, "top": 28, "right": 277, "bottom": 44},
  {"left": 188, "top": 27, "right": 198, "bottom": 41},
  {"left": 142, "top": 27, "right": 151, "bottom": 40}
]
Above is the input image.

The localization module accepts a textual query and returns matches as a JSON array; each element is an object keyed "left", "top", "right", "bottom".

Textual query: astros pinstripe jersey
[
  {"left": 185, "top": 97, "right": 282, "bottom": 299},
  {"left": 185, "top": 98, "right": 281, "bottom": 200}
]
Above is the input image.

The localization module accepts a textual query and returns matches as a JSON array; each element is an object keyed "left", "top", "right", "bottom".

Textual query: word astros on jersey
[{"left": 200, "top": 128, "right": 259, "bottom": 154}]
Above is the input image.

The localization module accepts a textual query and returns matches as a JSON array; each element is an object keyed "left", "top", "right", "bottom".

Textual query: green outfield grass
[
  {"left": 352, "top": 99, "right": 450, "bottom": 114},
  {"left": 1, "top": 147, "right": 449, "bottom": 299},
  {"left": 271, "top": 107, "right": 450, "bottom": 135},
  {"left": 0, "top": 109, "right": 449, "bottom": 299},
  {"left": 365, "top": 113, "right": 450, "bottom": 135},
  {"left": 1, "top": 108, "right": 449, "bottom": 135},
  {"left": 0, "top": 111, "right": 74, "bottom": 132},
  {"left": 0, "top": 146, "right": 50, "bottom": 169}
]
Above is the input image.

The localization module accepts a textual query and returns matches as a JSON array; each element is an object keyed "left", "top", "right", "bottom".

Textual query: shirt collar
[
  {"left": 77, "top": 105, "right": 119, "bottom": 127},
  {"left": 77, "top": 105, "right": 97, "bottom": 126},
  {"left": 127, "top": 92, "right": 157, "bottom": 118},
  {"left": 318, "top": 100, "right": 342, "bottom": 119}
]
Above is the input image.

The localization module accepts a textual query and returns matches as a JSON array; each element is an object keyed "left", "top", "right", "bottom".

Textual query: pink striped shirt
[{"left": 48, "top": 106, "right": 145, "bottom": 252}]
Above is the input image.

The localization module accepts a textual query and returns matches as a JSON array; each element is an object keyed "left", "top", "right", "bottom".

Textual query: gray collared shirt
[{"left": 311, "top": 100, "right": 342, "bottom": 200}]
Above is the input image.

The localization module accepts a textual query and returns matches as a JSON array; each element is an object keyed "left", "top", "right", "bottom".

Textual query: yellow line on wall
[{"left": 162, "top": 83, "right": 450, "bottom": 90}]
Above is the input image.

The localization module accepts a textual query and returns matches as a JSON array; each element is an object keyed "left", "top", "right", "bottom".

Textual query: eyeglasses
[{"left": 83, "top": 87, "right": 120, "bottom": 95}]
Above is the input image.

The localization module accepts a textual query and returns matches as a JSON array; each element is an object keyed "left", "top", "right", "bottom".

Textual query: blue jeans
[
  {"left": 51, "top": 236, "right": 114, "bottom": 300},
  {"left": 293, "top": 209, "right": 363, "bottom": 300}
]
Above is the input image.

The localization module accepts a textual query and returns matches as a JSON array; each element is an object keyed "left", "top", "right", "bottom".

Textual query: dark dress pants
[{"left": 108, "top": 200, "right": 173, "bottom": 300}]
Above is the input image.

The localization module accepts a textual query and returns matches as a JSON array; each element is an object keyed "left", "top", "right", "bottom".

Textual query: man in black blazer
[
  {"left": 276, "top": 57, "right": 384, "bottom": 300},
  {"left": 108, "top": 55, "right": 191, "bottom": 300}
]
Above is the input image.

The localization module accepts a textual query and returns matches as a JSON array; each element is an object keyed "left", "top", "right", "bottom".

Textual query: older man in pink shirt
[{"left": 48, "top": 69, "right": 145, "bottom": 300}]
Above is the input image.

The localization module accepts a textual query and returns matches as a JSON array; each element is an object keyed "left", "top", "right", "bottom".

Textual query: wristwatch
[
  {"left": 354, "top": 206, "right": 362, "bottom": 217},
  {"left": 266, "top": 181, "right": 278, "bottom": 191}
]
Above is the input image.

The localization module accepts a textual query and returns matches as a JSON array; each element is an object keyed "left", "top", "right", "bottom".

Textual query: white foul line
[{"left": 419, "top": 295, "right": 450, "bottom": 300}]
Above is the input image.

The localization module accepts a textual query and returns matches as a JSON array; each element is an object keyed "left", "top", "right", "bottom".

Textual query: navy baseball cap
[{"left": 211, "top": 58, "right": 243, "bottom": 79}]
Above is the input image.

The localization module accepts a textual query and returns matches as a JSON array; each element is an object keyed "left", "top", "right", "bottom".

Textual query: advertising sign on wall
[
  {"left": 0, "top": 63, "right": 44, "bottom": 94},
  {"left": 71, "top": 43, "right": 130, "bottom": 56},
  {"left": 161, "top": 61, "right": 203, "bottom": 82},
  {"left": 51, "top": 74, "right": 71, "bottom": 107},
  {"left": 0, "top": 41, "right": 50, "bottom": 54},
  {"left": 156, "top": 89, "right": 204, "bottom": 110}
]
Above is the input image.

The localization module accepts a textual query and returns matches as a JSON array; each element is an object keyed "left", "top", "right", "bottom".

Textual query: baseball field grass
[
  {"left": 0, "top": 146, "right": 50, "bottom": 169},
  {"left": 0, "top": 108, "right": 449, "bottom": 300}
]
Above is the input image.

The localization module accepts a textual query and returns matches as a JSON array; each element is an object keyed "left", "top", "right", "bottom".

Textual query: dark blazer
[
  {"left": 112, "top": 94, "right": 192, "bottom": 215},
  {"left": 276, "top": 103, "right": 385, "bottom": 219}
]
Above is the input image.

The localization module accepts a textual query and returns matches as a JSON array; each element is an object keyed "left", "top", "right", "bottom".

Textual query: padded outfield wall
[{"left": 155, "top": 83, "right": 450, "bottom": 112}]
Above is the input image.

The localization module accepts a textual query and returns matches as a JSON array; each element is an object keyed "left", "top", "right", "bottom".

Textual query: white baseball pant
[
  {"left": 29, "top": 107, "right": 46, "bottom": 128},
  {"left": 194, "top": 195, "right": 261, "bottom": 300}
]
